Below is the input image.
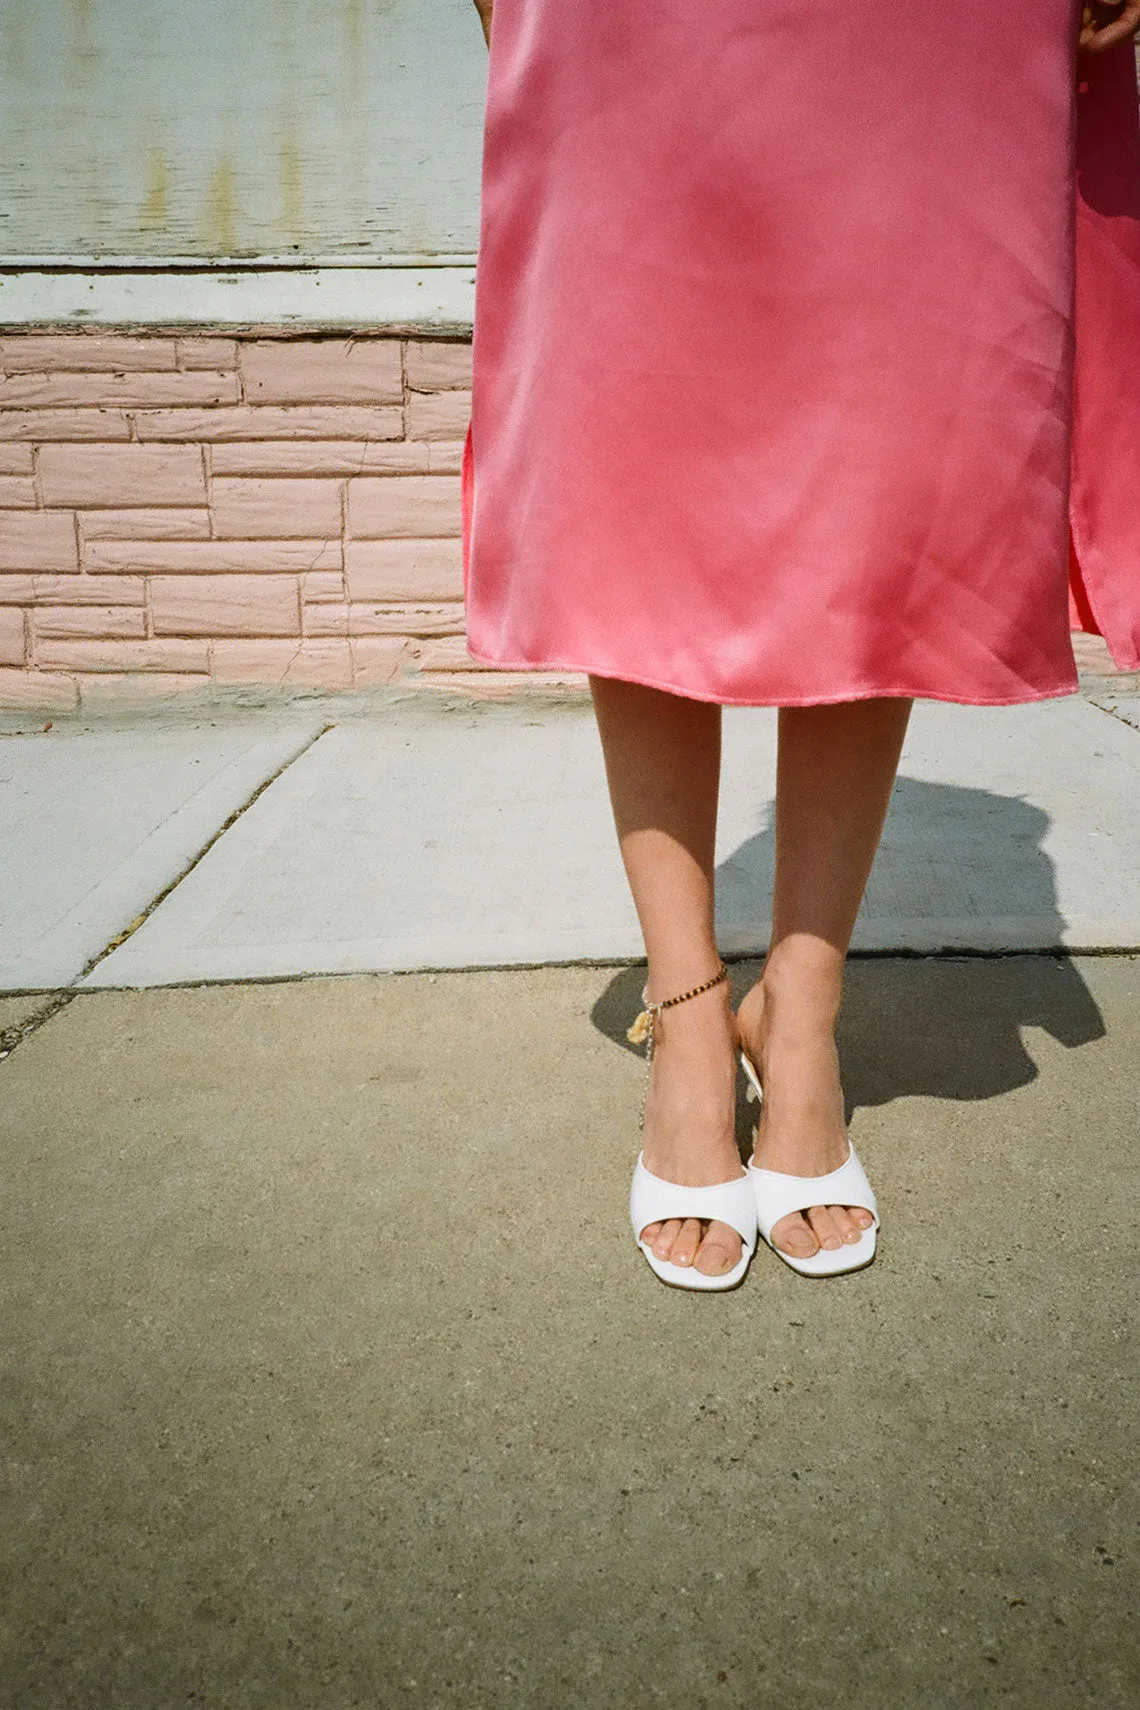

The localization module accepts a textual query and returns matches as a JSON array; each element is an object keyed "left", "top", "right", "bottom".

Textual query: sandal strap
[
  {"left": 630, "top": 1155, "right": 759, "bottom": 1251},
  {"left": 747, "top": 1146, "right": 878, "bottom": 1245}
]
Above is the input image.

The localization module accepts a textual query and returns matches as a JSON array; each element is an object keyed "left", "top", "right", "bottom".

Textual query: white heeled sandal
[
  {"left": 626, "top": 963, "right": 758, "bottom": 1292},
  {"left": 630, "top": 1153, "right": 758, "bottom": 1291},
  {"left": 740, "top": 1049, "right": 879, "bottom": 1277}
]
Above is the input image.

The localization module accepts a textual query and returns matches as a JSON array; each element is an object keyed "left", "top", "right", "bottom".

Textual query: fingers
[{"left": 1079, "top": 1, "right": 1140, "bottom": 53}]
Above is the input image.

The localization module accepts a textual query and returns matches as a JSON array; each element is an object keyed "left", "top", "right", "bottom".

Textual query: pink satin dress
[{"left": 461, "top": 3, "right": 1140, "bottom": 705}]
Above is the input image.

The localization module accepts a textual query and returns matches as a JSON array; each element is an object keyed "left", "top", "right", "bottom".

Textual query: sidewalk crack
[{"left": 74, "top": 722, "right": 335, "bottom": 985}]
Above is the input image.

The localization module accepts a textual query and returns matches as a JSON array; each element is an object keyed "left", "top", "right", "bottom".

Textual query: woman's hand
[
  {"left": 469, "top": 1, "right": 1133, "bottom": 59},
  {"left": 1080, "top": 2, "right": 1140, "bottom": 53},
  {"left": 472, "top": 0, "right": 493, "bottom": 49}
]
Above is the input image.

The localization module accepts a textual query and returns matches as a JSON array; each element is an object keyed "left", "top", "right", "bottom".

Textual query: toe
[
  {"left": 771, "top": 1211, "right": 819, "bottom": 1257},
  {"left": 851, "top": 1206, "right": 875, "bottom": 1230},
  {"left": 670, "top": 1218, "right": 703, "bottom": 1267},
  {"left": 694, "top": 1220, "right": 743, "bottom": 1277},
  {"left": 827, "top": 1204, "right": 861, "bottom": 1245},
  {"left": 807, "top": 1206, "right": 844, "bottom": 1251},
  {"left": 651, "top": 1219, "right": 682, "bottom": 1261}
]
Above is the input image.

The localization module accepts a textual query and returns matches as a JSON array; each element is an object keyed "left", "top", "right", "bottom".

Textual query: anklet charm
[{"left": 627, "top": 960, "right": 729, "bottom": 1129}]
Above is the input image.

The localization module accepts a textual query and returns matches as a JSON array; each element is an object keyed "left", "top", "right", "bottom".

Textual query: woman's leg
[
  {"left": 736, "top": 697, "right": 913, "bottom": 1259},
  {"left": 590, "top": 675, "right": 743, "bottom": 1277}
]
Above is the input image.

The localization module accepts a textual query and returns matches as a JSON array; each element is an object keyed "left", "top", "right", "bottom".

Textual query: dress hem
[{"left": 461, "top": 642, "right": 1082, "bottom": 710}]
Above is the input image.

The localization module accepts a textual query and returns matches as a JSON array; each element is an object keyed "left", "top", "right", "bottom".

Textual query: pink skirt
[{"left": 461, "top": 3, "right": 1140, "bottom": 705}]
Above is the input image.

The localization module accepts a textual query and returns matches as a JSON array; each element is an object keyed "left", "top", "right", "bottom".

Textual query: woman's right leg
[{"left": 590, "top": 675, "right": 742, "bottom": 1277}]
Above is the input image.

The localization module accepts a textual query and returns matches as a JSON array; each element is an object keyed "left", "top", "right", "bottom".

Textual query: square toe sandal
[
  {"left": 629, "top": 1153, "right": 758, "bottom": 1291},
  {"left": 626, "top": 960, "right": 757, "bottom": 1291},
  {"left": 740, "top": 1049, "right": 879, "bottom": 1278}
]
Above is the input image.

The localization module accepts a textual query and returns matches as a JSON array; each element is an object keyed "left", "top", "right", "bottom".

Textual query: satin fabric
[{"left": 461, "top": 3, "right": 1140, "bottom": 704}]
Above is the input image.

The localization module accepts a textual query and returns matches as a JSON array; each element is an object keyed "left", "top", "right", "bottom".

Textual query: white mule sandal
[
  {"left": 626, "top": 962, "right": 758, "bottom": 1292},
  {"left": 740, "top": 1049, "right": 879, "bottom": 1277},
  {"left": 630, "top": 1153, "right": 758, "bottom": 1290}
]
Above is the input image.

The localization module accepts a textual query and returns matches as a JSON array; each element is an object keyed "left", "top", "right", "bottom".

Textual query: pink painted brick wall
[{"left": 0, "top": 333, "right": 582, "bottom": 708}]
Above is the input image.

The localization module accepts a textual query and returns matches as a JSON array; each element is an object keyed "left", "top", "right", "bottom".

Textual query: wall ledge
[{"left": 0, "top": 265, "right": 476, "bottom": 332}]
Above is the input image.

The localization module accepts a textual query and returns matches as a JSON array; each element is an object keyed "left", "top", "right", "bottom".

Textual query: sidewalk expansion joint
[
  {"left": 1, "top": 725, "right": 334, "bottom": 1060},
  {"left": 74, "top": 722, "right": 336, "bottom": 988},
  {"left": 45, "top": 944, "right": 1140, "bottom": 1000},
  {"left": 0, "top": 724, "right": 334, "bottom": 1066},
  {"left": 0, "top": 990, "right": 76, "bottom": 1064},
  {"left": 1083, "top": 693, "right": 1140, "bottom": 736}
]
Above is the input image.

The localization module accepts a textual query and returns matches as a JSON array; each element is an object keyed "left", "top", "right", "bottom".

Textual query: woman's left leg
[{"left": 736, "top": 695, "right": 914, "bottom": 1259}]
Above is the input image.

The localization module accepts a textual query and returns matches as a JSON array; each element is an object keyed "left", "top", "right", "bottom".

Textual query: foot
[
  {"left": 735, "top": 981, "right": 874, "bottom": 1261},
  {"left": 636, "top": 981, "right": 744, "bottom": 1278}
]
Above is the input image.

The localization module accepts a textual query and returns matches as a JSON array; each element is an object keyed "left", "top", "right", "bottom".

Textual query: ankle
[
  {"left": 760, "top": 940, "right": 843, "bottom": 1017},
  {"left": 740, "top": 961, "right": 842, "bottom": 1049},
  {"left": 646, "top": 977, "right": 735, "bottom": 1055}
]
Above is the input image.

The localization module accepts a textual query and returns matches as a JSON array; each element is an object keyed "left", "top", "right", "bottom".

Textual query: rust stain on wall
[
  {"left": 1, "top": 0, "right": 479, "bottom": 259},
  {"left": 278, "top": 115, "right": 302, "bottom": 239},
  {"left": 205, "top": 156, "right": 238, "bottom": 253},
  {"left": 138, "top": 144, "right": 169, "bottom": 233},
  {"left": 343, "top": 0, "right": 365, "bottom": 100},
  {"left": 1, "top": 7, "right": 31, "bottom": 79},
  {"left": 66, "top": 0, "right": 97, "bottom": 88}
]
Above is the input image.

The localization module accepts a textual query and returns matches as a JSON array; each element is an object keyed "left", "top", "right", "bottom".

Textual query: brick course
[
  {"left": 38, "top": 444, "right": 207, "bottom": 507},
  {"left": 240, "top": 339, "right": 403, "bottom": 405},
  {"left": 0, "top": 371, "right": 239, "bottom": 409},
  {"left": 0, "top": 476, "right": 36, "bottom": 507},
  {"left": 0, "top": 409, "right": 134, "bottom": 442},
  {"left": 345, "top": 538, "right": 462, "bottom": 602},
  {"left": 34, "top": 606, "right": 148, "bottom": 640},
  {"left": 0, "top": 607, "right": 26, "bottom": 665},
  {"left": 404, "top": 389, "right": 474, "bottom": 441},
  {"left": 0, "top": 513, "right": 79, "bottom": 572},
  {"left": 78, "top": 508, "right": 212, "bottom": 540},
  {"left": 346, "top": 475, "right": 462, "bottom": 539},
  {"left": 34, "top": 638, "right": 211, "bottom": 674},
  {"left": 0, "top": 574, "right": 146, "bottom": 605},
  {"left": 131, "top": 404, "right": 404, "bottom": 442},
  {"left": 210, "top": 476, "right": 342, "bottom": 539},
  {"left": 0, "top": 331, "right": 579, "bottom": 708},
  {"left": 85, "top": 539, "right": 342, "bottom": 575},
  {"left": 150, "top": 575, "right": 301, "bottom": 637}
]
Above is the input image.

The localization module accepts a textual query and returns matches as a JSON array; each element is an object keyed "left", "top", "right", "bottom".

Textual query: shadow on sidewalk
[{"left": 589, "top": 774, "right": 1106, "bottom": 1121}]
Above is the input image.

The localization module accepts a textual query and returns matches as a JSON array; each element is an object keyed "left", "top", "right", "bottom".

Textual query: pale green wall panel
[{"left": 0, "top": 0, "right": 487, "bottom": 260}]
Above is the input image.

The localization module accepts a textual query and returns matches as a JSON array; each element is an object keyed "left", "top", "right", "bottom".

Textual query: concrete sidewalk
[
  {"left": 1, "top": 958, "right": 1138, "bottom": 1707},
  {"left": 1, "top": 674, "right": 1137, "bottom": 1704},
  {"left": 2, "top": 676, "right": 1140, "bottom": 1001}
]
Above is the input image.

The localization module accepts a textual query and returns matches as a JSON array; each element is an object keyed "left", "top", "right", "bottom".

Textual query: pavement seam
[
  {"left": 29, "top": 945, "right": 1140, "bottom": 1000},
  {"left": 3, "top": 948, "right": 1133, "bottom": 1062},
  {"left": 72, "top": 723, "right": 336, "bottom": 985},
  {"left": 0, "top": 990, "right": 76, "bottom": 1064},
  {"left": 0, "top": 724, "right": 334, "bottom": 1066},
  {"left": 1082, "top": 691, "right": 1140, "bottom": 735}
]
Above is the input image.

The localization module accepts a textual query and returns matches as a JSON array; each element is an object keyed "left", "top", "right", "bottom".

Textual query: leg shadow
[{"left": 590, "top": 775, "right": 1106, "bottom": 1119}]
